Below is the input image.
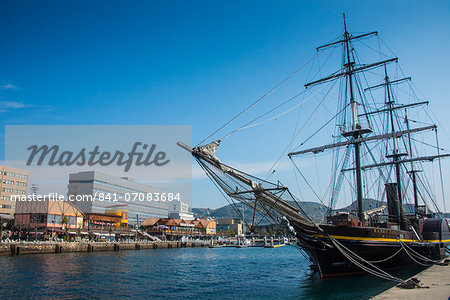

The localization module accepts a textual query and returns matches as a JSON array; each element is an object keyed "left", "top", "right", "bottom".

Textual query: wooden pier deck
[{"left": 374, "top": 263, "right": 449, "bottom": 299}]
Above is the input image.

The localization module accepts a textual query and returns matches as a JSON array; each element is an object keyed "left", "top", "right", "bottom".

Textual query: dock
[
  {"left": 374, "top": 263, "right": 450, "bottom": 299},
  {"left": 264, "top": 244, "right": 286, "bottom": 248},
  {"left": 0, "top": 241, "right": 208, "bottom": 256}
]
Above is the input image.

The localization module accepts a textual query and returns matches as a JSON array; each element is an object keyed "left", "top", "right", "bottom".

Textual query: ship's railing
[{"left": 371, "top": 214, "right": 389, "bottom": 224}]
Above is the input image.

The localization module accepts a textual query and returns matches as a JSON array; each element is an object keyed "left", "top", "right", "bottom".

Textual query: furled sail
[{"left": 178, "top": 141, "right": 319, "bottom": 233}]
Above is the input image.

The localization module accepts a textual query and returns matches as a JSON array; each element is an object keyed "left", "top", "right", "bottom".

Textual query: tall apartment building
[
  {"left": 0, "top": 166, "right": 29, "bottom": 218},
  {"left": 67, "top": 171, "right": 169, "bottom": 225}
]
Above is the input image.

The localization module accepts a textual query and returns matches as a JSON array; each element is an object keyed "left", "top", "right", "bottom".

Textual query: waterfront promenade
[
  {"left": 374, "top": 263, "right": 450, "bottom": 299},
  {"left": 0, "top": 240, "right": 208, "bottom": 256}
]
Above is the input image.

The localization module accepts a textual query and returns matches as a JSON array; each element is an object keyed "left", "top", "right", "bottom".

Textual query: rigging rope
[
  {"left": 197, "top": 51, "right": 322, "bottom": 147},
  {"left": 196, "top": 156, "right": 287, "bottom": 231},
  {"left": 367, "top": 247, "right": 403, "bottom": 263},
  {"left": 290, "top": 242, "right": 311, "bottom": 261},
  {"left": 197, "top": 158, "right": 246, "bottom": 224},
  {"left": 265, "top": 79, "right": 340, "bottom": 179},
  {"left": 219, "top": 88, "right": 315, "bottom": 141},
  {"left": 290, "top": 158, "right": 325, "bottom": 205},
  {"left": 329, "top": 235, "right": 406, "bottom": 283},
  {"left": 398, "top": 238, "right": 444, "bottom": 266},
  {"left": 220, "top": 73, "right": 334, "bottom": 143}
]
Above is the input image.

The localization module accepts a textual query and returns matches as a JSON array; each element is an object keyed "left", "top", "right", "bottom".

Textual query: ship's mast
[
  {"left": 384, "top": 68, "right": 405, "bottom": 225},
  {"left": 405, "top": 112, "right": 420, "bottom": 216},
  {"left": 286, "top": 15, "right": 449, "bottom": 225},
  {"left": 343, "top": 14, "right": 364, "bottom": 224},
  {"left": 289, "top": 14, "right": 430, "bottom": 224}
]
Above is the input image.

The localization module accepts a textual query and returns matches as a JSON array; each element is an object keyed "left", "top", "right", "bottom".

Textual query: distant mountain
[
  {"left": 336, "top": 198, "right": 415, "bottom": 214},
  {"left": 193, "top": 201, "right": 328, "bottom": 225},
  {"left": 336, "top": 198, "right": 384, "bottom": 212},
  {"left": 193, "top": 198, "right": 419, "bottom": 225}
]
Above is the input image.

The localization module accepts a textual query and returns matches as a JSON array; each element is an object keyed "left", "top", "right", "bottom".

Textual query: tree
[
  {"left": 61, "top": 216, "right": 69, "bottom": 241},
  {"left": 4, "top": 219, "right": 14, "bottom": 230}
]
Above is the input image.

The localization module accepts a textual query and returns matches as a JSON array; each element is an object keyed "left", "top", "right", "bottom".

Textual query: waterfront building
[
  {"left": 168, "top": 199, "right": 194, "bottom": 220},
  {"left": 105, "top": 208, "right": 129, "bottom": 227},
  {"left": 194, "top": 219, "right": 216, "bottom": 235},
  {"left": 251, "top": 224, "right": 287, "bottom": 236},
  {"left": 216, "top": 218, "right": 244, "bottom": 236},
  {"left": 83, "top": 212, "right": 133, "bottom": 242},
  {"left": 0, "top": 166, "right": 29, "bottom": 219},
  {"left": 67, "top": 171, "right": 169, "bottom": 225},
  {"left": 83, "top": 213, "right": 123, "bottom": 229},
  {"left": 14, "top": 196, "right": 84, "bottom": 238},
  {"left": 14, "top": 196, "right": 133, "bottom": 241},
  {"left": 14, "top": 198, "right": 133, "bottom": 241},
  {"left": 140, "top": 217, "right": 216, "bottom": 239}
]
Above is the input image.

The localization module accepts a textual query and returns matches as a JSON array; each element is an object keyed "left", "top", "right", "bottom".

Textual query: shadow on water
[{"left": 297, "top": 266, "right": 426, "bottom": 300}]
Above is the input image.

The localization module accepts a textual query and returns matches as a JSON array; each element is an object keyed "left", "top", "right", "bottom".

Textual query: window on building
[
  {"left": 48, "top": 214, "right": 62, "bottom": 224},
  {"left": 30, "top": 214, "right": 47, "bottom": 223},
  {"left": 68, "top": 216, "right": 77, "bottom": 225}
]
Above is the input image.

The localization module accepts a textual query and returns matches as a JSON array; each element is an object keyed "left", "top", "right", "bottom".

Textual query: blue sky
[{"left": 1, "top": 1, "right": 449, "bottom": 209}]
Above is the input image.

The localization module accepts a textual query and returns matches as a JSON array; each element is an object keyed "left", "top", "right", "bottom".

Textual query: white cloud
[
  {"left": 0, "top": 101, "right": 52, "bottom": 113},
  {"left": 0, "top": 100, "right": 25, "bottom": 109},
  {"left": 0, "top": 83, "right": 19, "bottom": 90}
]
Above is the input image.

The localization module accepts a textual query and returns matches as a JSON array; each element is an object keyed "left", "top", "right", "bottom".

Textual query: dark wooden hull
[{"left": 292, "top": 223, "right": 447, "bottom": 278}]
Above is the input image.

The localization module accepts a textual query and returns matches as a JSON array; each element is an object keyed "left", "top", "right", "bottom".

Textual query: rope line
[
  {"left": 196, "top": 51, "right": 322, "bottom": 147},
  {"left": 265, "top": 79, "right": 340, "bottom": 178},
  {"left": 220, "top": 81, "right": 330, "bottom": 141},
  {"left": 399, "top": 239, "right": 443, "bottom": 265},
  {"left": 329, "top": 236, "right": 405, "bottom": 283},
  {"left": 367, "top": 247, "right": 403, "bottom": 263}
]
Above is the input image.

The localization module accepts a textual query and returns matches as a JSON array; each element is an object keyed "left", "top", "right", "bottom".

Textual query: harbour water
[{"left": 0, "top": 246, "right": 424, "bottom": 299}]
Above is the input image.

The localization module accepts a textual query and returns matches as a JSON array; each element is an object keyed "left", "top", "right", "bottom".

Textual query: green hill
[
  {"left": 193, "top": 200, "right": 328, "bottom": 224},
  {"left": 193, "top": 198, "right": 419, "bottom": 225}
]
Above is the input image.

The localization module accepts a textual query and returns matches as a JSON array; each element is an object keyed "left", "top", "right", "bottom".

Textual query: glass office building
[{"left": 68, "top": 171, "right": 168, "bottom": 225}]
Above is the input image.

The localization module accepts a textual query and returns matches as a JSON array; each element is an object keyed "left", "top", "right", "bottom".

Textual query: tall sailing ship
[{"left": 179, "top": 14, "right": 450, "bottom": 277}]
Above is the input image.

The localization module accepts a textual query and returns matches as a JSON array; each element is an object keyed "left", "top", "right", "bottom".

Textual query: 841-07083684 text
[
  {"left": 89, "top": 192, "right": 181, "bottom": 202},
  {"left": 11, "top": 192, "right": 182, "bottom": 202}
]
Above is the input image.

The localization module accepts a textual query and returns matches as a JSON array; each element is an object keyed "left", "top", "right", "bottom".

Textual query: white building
[
  {"left": 67, "top": 171, "right": 168, "bottom": 225},
  {"left": 168, "top": 199, "right": 194, "bottom": 220}
]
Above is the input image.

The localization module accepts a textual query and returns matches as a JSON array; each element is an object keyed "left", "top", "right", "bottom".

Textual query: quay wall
[{"left": 0, "top": 241, "right": 205, "bottom": 256}]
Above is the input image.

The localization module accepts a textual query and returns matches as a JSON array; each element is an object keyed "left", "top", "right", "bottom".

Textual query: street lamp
[{"left": 52, "top": 218, "right": 55, "bottom": 241}]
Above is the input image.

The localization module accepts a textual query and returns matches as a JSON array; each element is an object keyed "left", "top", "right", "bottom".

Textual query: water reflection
[{"left": 0, "top": 246, "right": 425, "bottom": 299}]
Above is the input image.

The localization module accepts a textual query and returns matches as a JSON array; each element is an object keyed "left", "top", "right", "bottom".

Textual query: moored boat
[{"left": 179, "top": 14, "right": 450, "bottom": 278}]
